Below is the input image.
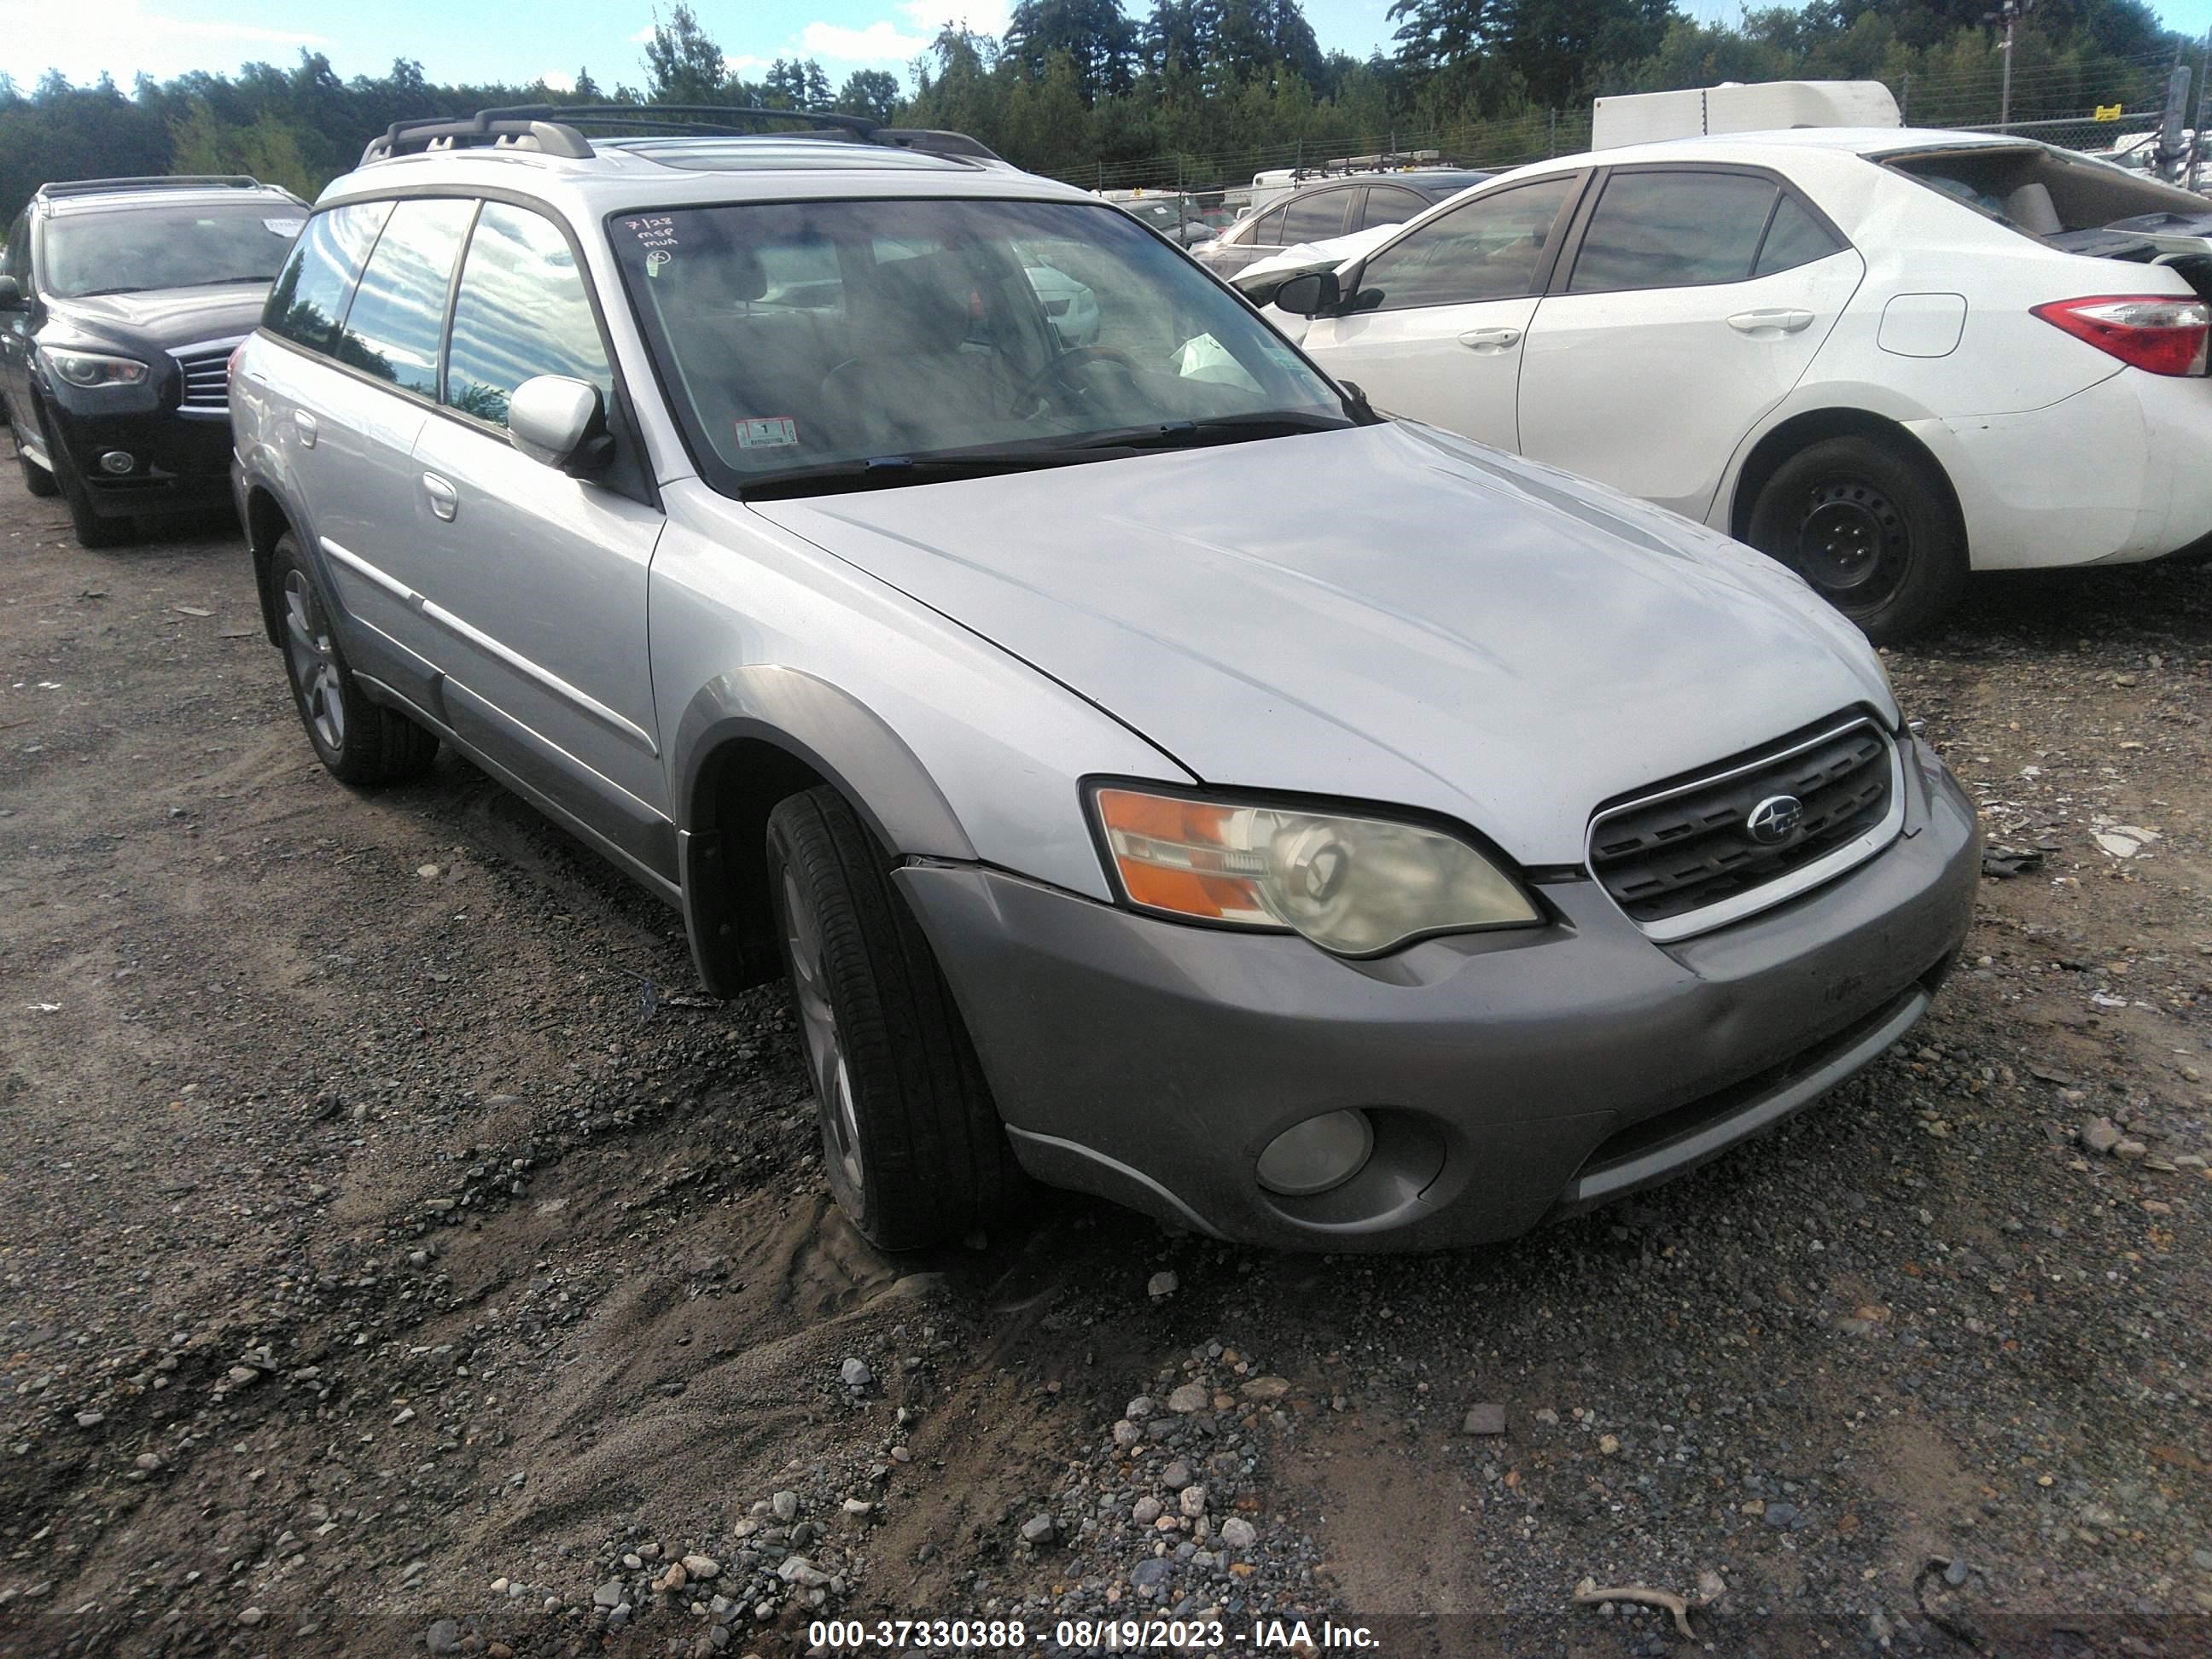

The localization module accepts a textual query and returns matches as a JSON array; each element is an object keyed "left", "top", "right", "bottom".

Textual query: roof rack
[
  {"left": 360, "top": 104, "right": 1001, "bottom": 167},
  {"left": 37, "top": 175, "right": 288, "bottom": 201}
]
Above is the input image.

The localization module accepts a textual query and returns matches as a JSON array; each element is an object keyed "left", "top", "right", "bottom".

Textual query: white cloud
[
  {"left": 0, "top": 0, "right": 322, "bottom": 84},
  {"left": 724, "top": 54, "right": 768, "bottom": 74},
  {"left": 538, "top": 69, "right": 575, "bottom": 92},
  {"left": 796, "top": 20, "right": 933, "bottom": 63},
  {"left": 629, "top": 24, "right": 657, "bottom": 44},
  {"left": 898, "top": 0, "right": 1012, "bottom": 35}
]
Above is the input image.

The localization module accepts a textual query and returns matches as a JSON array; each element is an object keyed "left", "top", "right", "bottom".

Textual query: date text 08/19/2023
[{"left": 806, "top": 1617, "right": 1384, "bottom": 1650}]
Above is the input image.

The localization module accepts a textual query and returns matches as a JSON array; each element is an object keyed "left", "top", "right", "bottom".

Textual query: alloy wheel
[
  {"left": 785, "top": 870, "right": 865, "bottom": 1201},
  {"left": 281, "top": 570, "right": 346, "bottom": 754}
]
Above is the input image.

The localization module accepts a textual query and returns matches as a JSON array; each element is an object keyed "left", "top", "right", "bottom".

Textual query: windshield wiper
[
  {"left": 73, "top": 285, "right": 151, "bottom": 297},
  {"left": 740, "top": 446, "right": 1109, "bottom": 500},
  {"left": 1067, "top": 410, "right": 1355, "bottom": 451}
]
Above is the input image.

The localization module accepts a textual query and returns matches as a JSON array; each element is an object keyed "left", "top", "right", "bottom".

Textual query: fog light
[
  {"left": 98, "top": 451, "right": 135, "bottom": 475},
  {"left": 1255, "top": 1109, "right": 1374, "bottom": 1196}
]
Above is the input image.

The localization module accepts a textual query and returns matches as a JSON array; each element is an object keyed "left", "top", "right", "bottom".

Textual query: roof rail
[
  {"left": 360, "top": 103, "right": 1001, "bottom": 167},
  {"left": 37, "top": 175, "right": 283, "bottom": 201}
]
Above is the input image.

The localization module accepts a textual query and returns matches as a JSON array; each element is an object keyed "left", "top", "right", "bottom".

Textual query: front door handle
[
  {"left": 1727, "top": 308, "right": 1815, "bottom": 335},
  {"left": 293, "top": 410, "right": 317, "bottom": 448},
  {"left": 422, "top": 472, "right": 458, "bottom": 522},
  {"left": 1458, "top": 326, "right": 1522, "bottom": 351}
]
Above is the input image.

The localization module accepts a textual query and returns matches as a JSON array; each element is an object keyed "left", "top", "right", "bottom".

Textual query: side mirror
[
  {"left": 1271, "top": 270, "right": 1341, "bottom": 317},
  {"left": 0, "top": 275, "right": 22, "bottom": 310},
  {"left": 507, "top": 375, "right": 611, "bottom": 475}
]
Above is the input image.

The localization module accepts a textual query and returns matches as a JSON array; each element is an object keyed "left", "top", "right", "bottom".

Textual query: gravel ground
[{"left": 1, "top": 460, "right": 2209, "bottom": 1658}]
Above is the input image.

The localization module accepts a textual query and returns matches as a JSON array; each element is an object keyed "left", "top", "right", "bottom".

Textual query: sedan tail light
[{"left": 2032, "top": 294, "right": 2210, "bottom": 376}]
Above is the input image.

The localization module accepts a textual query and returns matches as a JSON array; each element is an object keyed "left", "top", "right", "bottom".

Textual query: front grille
[
  {"left": 1589, "top": 714, "right": 1895, "bottom": 929},
  {"left": 172, "top": 341, "right": 239, "bottom": 412}
]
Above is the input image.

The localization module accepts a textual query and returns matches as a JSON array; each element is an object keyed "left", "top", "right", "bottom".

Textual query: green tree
[
  {"left": 643, "top": 4, "right": 730, "bottom": 102},
  {"left": 835, "top": 69, "right": 903, "bottom": 123}
]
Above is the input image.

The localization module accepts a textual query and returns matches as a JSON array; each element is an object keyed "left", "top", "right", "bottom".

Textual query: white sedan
[{"left": 1262, "top": 128, "right": 2212, "bottom": 639}]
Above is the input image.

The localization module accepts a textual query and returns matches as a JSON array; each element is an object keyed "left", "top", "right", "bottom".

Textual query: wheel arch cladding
[
  {"left": 674, "top": 667, "right": 977, "bottom": 997},
  {"left": 242, "top": 486, "right": 294, "bottom": 649},
  {"left": 1730, "top": 408, "right": 1965, "bottom": 551}
]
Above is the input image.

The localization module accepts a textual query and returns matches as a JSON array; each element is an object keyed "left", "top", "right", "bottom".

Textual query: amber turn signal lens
[{"left": 1092, "top": 785, "right": 1539, "bottom": 956}]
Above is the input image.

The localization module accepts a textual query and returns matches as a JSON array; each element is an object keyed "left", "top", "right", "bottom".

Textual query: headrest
[
  {"left": 867, "top": 253, "right": 972, "bottom": 354},
  {"left": 667, "top": 242, "right": 766, "bottom": 307},
  {"left": 2005, "top": 181, "right": 2062, "bottom": 236}
]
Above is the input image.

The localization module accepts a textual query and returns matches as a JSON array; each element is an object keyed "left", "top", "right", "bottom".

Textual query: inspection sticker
[{"left": 735, "top": 416, "right": 800, "bottom": 450}]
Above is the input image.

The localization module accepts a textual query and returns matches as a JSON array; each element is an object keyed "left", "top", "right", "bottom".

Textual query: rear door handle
[
  {"left": 1727, "top": 308, "right": 1815, "bottom": 335},
  {"left": 422, "top": 472, "right": 458, "bottom": 522},
  {"left": 293, "top": 410, "right": 317, "bottom": 448},
  {"left": 1458, "top": 327, "right": 1522, "bottom": 351}
]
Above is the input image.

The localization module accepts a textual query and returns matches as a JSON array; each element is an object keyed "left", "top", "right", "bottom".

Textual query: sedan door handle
[
  {"left": 1727, "top": 308, "right": 1815, "bottom": 335},
  {"left": 1458, "top": 326, "right": 1522, "bottom": 351},
  {"left": 292, "top": 410, "right": 317, "bottom": 448},
  {"left": 421, "top": 472, "right": 458, "bottom": 522}
]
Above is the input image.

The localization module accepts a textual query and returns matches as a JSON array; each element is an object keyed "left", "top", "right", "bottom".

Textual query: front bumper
[
  {"left": 899, "top": 736, "right": 1979, "bottom": 1250},
  {"left": 44, "top": 399, "right": 236, "bottom": 520}
]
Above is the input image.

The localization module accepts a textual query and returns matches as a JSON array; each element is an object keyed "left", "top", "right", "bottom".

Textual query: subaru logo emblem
[{"left": 1746, "top": 795, "right": 1804, "bottom": 846}]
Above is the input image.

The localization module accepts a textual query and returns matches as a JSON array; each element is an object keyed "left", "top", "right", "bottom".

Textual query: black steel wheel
[{"left": 1747, "top": 434, "right": 1966, "bottom": 643}]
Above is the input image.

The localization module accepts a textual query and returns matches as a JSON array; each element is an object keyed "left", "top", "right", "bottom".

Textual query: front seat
[{"left": 818, "top": 253, "right": 1011, "bottom": 454}]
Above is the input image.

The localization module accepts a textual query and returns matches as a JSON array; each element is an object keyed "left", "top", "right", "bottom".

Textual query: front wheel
[
  {"left": 767, "top": 786, "right": 1018, "bottom": 1250},
  {"left": 11, "top": 410, "right": 56, "bottom": 498},
  {"left": 43, "top": 412, "right": 128, "bottom": 547},
  {"left": 1745, "top": 435, "right": 1966, "bottom": 644},
  {"left": 271, "top": 532, "right": 438, "bottom": 785}
]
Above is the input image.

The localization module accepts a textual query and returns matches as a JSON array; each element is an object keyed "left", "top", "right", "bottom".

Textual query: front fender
[{"left": 672, "top": 667, "right": 976, "bottom": 993}]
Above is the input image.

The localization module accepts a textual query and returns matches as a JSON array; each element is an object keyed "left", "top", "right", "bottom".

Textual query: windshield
[
  {"left": 43, "top": 201, "right": 303, "bottom": 299},
  {"left": 608, "top": 196, "right": 1348, "bottom": 494}
]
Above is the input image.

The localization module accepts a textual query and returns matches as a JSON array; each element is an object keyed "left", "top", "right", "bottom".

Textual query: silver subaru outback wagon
[{"left": 230, "top": 106, "right": 1980, "bottom": 1253}]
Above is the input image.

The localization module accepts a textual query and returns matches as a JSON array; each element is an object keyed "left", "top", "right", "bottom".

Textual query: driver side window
[{"left": 1355, "top": 177, "right": 1577, "bottom": 313}]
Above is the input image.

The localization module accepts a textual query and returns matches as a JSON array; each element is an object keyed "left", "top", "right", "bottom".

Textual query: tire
[
  {"left": 38, "top": 409, "right": 131, "bottom": 548},
  {"left": 271, "top": 531, "right": 439, "bottom": 785},
  {"left": 10, "top": 406, "right": 56, "bottom": 498},
  {"left": 767, "top": 785, "right": 1018, "bottom": 1250},
  {"left": 1745, "top": 434, "right": 1967, "bottom": 644}
]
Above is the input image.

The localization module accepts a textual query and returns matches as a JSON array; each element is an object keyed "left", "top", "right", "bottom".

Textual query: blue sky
[{"left": 7, "top": 0, "right": 2210, "bottom": 96}]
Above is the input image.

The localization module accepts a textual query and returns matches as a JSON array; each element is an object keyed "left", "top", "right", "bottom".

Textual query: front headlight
[
  {"left": 44, "top": 348, "right": 148, "bottom": 389},
  {"left": 1092, "top": 784, "right": 1540, "bottom": 957}
]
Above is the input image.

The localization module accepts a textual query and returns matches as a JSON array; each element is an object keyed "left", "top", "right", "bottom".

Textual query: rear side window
[
  {"left": 1755, "top": 193, "right": 1848, "bottom": 276},
  {"left": 1357, "top": 176, "right": 1576, "bottom": 312},
  {"left": 444, "top": 202, "right": 612, "bottom": 428},
  {"left": 1568, "top": 172, "right": 1779, "bottom": 293},
  {"left": 1278, "top": 189, "right": 1351, "bottom": 245},
  {"left": 1243, "top": 205, "right": 1287, "bottom": 246},
  {"left": 265, "top": 202, "right": 393, "bottom": 355},
  {"left": 1359, "top": 186, "right": 1427, "bottom": 232},
  {"left": 337, "top": 198, "right": 476, "bottom": 396}
]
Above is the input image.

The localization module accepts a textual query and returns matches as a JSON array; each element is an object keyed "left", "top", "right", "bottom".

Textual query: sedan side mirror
[
  {"left": 508, "top": 375, "right": 612, "bottom": 475},
  {"left": 1271, "top": 270, "right": 1342, "bottom": 317},
  {"left": 0, "top": 275, "right": 22, "bottom": 310}
]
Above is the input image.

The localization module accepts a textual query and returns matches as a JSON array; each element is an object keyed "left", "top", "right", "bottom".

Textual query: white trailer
[{"left": 1591, "top": 81, "right": 1901, "bottom": 150}]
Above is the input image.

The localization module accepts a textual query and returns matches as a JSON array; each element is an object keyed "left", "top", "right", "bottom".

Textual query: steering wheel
[{"left": 1013, "top": 344, "right": 1144, "bottom": 416}]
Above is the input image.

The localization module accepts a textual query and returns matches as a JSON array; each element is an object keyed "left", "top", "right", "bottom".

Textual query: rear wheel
[
  {"left": 767, "top": 786, "right": 1018, "bottom": 1250},
  {"left": 271, "top": 532, "right": 438, "bottom": 785},
  {"left": 1745, "top": 434, "right": 1966, "bottom": 644}
]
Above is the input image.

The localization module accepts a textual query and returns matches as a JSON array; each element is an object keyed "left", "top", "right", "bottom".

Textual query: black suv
[{"left": 0, "top": 175, "right": 306, "bottom": 546}]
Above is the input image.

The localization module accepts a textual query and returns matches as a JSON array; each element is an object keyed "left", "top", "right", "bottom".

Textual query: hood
[
  {"left": 48, "top": 282, "right": 270, "bottom": 351},
  {"left": 751, "top": 422, "right": 1895, "bottom": 866}
]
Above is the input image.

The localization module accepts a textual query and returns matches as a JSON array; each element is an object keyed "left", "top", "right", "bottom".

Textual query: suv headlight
[
  {"left": 44, "top": 348, "right": 148, "bottom": 389},
  {"left": 1092, "top": 784, "right": 1540, "bottom": 957}
]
